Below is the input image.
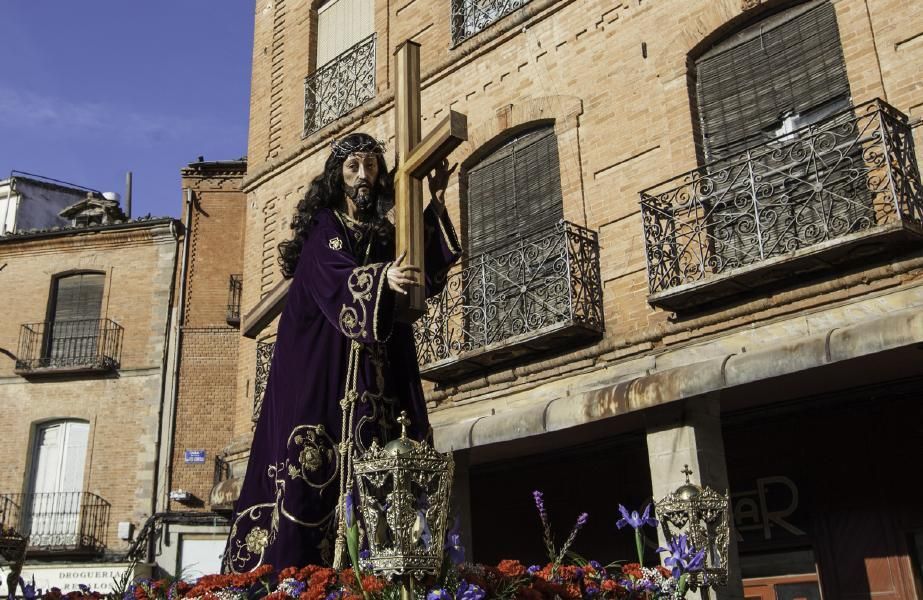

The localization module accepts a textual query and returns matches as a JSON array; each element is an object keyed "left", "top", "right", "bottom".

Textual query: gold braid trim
[{"left": 333, "top": 340, "right": 362, "bottom": 569}]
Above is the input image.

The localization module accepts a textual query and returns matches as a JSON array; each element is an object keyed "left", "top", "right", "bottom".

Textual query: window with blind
[
  {"left": 316, "top": 0, "right": 374, "bottom": 68},
  {"left": 695, "top": 0, "right": 850, "bottom": 162},
  {"left": 466, "top": 125, "right": 563, "bottom": 257},
  {"left": 693, "top": 1, "right": 870, "bottom": 268},
  {"left": 47, "top": 272, "right": 105, "bottom": 362}
]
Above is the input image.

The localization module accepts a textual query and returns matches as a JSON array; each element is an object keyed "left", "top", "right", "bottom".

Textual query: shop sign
[{"left": 0, "top": 563, "right": 136, "bottom": 594}]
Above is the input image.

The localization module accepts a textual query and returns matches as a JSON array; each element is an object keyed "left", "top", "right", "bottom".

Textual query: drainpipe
[{"left": 155, "top": 188, "right": 194, "bottom": 518}]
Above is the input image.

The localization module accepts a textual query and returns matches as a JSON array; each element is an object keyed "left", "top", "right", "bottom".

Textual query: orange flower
[
  {"left": 497, "top": 560, "right": 527, "bottom": 578},
  {"left": 361, "top": 575, "right": 387, "bottom": 594}
]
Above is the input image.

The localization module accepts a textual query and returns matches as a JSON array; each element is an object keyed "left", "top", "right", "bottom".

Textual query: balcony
[
  {"left": 451, "top": 0, "right": 531, "bottom": 45},
  {"left": 304, "top": 33, "right": 376, "bottom": 137},
  {"left": 0, "top": 492, "right": 110, "bottom": 555},
  {"left": 227, "top": 274, "right": 242, "bottom": 326},
  {"left": 640, "top": 98, "right": 923, "bottom": 312},
  {"left": 15, "top": 318, "right": 124, "bottom": 376},
  {"left": 414, "top": 221, "right": 604, "bottom": 382}
]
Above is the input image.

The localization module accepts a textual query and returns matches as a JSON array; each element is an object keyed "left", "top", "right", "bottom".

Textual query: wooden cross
[{"left": 393, "top": 40, "right": 467, "bottom": 321}]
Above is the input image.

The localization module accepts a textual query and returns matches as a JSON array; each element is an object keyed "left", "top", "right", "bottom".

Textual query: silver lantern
[
  {"left": 353, "top": 411, "right": 454, "bottom": 580},
  {"left": 655, "top": 465, "right": 730, "bottom": 591}
]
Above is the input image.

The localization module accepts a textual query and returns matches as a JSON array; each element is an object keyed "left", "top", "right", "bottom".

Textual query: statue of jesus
[{"left": 223, "top": 132, "right": 461, "bottom": 573}]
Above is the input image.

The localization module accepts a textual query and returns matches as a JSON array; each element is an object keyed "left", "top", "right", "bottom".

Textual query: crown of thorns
[{"left": 330, "top": 137, "right": 387, "bottom": 159}]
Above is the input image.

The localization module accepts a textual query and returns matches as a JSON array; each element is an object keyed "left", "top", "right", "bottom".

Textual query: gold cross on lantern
[{"left": 393, "top": 40, "right": 467, "bottom": 321}]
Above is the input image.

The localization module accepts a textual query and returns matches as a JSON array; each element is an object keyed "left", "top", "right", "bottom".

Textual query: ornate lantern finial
[
  {"left": 655, "top": 466, "right": 730, "bottom": 590},
  {"left": 354, "top": 413, "right": 454, "bottom": 580}
]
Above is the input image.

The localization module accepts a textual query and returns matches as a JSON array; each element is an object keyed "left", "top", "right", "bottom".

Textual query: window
[
  {"left": 466, "top": 125, "right": 563, "bottom": 257},
  {"left": 463, "top": 125, "right": 565, "bottom": 344},
  {"left": 451, "top": 0, "right": 529, "bottom": 45},
  {"left": 695, "top": 1, "right": 850, "bottom": 162},
  {"left": 694, "top": 1, "right": 871, "bottom": 269},
  {"left": 316, "top": 0, "right": 374, "bottom": 69},
  {"left": 304, "top": 0, "right": 376, "bottom": 134},
  {"left": 46, "top": 272, "right": 105, "bottom": 365},
  {"left": 27, "top": 420, "right": 89, "bottom": 547}
]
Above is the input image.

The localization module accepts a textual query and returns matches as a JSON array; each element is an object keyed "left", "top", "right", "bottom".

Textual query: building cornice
[{"left": 0, "top": 218, "right": 180, "bottom": 254}]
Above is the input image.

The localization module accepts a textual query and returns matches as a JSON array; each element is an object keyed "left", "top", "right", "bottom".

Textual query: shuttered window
[
  {"left": 466, "top": 126, "right": 563, "bottom": 257},
  {"left": 52, "top": 273, "right": 104, "bottom": 323},
  {"left": 695, "top": 0, "right": 850, "bottom": 161},
  {"left": 316, "top": 0, "right": 374, "bottom": 67},
  {"left": 48, "top": 273, "right": 105, "bottom": 361}
]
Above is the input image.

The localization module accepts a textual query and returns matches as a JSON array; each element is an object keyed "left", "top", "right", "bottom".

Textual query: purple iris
[
  {"left": 426, "top": 589, "right": 451, "bottom": 600},
  {"left": 325, "top": 589, "right": 344, "bottom": 600},
  {"left": 444, "top": 517, "right": 465, "bottom": 565},
  {"left": 657, "top": 534, "right": 706, "bottom": 579},
  {"left": 527, "top": 565, "right": 542, "bottom": 575},
  {"left": 588, "top": 560, "right": 606, "bottom": 576},
  {"left": 456, "top": 581, "right": 486, "bottom": 600},
  {"left": 18, "top": 577, "right": 40, "bottom": 600},
  {"left": 345, "top": 493, "right": 355, "bottom": 528},
  {"left": 620, "top": 577, "right": 655, "bottom": 593},
  {"left": 286, "top": 580, "right": 307, "bottom": 597},
  {"left": 532, "top": 491, "right": 548, "bottom": 526},
  {"left": 616, "top": 504, "right": 657, "bottom": 530}
]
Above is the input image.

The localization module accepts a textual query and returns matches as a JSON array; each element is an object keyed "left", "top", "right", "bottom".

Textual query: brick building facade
[
  {"left": 0, "top": 202, "right": 179, "bottom": 592},
  {"left": 148, "top": 159, "right": 247, "bottom": 580},
  {"left": 220, "top": 0, "right": 923, "bottom": 597}
]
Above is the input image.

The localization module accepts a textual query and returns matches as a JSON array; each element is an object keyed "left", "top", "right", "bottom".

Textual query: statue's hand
[
  {"left": 387, "top": 251, "right": 421, "bottom": 295},
  {"left": 426, "top": 159, "right": 458, "bottom": 215}
]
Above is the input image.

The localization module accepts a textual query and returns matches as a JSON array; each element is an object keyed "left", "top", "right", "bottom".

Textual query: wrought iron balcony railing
[
  {"left": 15, "top": 318, "right": 124, "bottom": 374},
  {"left": 227, "top": 274, "right": 243, "bottom": 326},
  {"left": 415, "top": 221, "right": 604, "bottom": 381},
  {"left": 304, "top": 34, "right": 376, "bottom": 137},
  {"left": 0, "top": 492, "right": 110, "bottom": 554},
  {"left": 640, "top": 98, "right": 923, "bottom": 311},
  {"left": 451, "top": 0, "right": 530, "bottom": 45}
]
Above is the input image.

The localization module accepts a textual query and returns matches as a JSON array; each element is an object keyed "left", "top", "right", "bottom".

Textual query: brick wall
[
  {"left": 0, "top": 222, "right": 179, "bottom": 551},
  {"left": 168, "top": 163, "right": 246, "bottom": 511},
  {"left": 232, "top": 0, "right": 923, "bottom": 437}
]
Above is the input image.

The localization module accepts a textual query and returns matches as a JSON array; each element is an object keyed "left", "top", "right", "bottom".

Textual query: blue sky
[{"left": 0, "top": 3, "right": 254, "bottom": 218}]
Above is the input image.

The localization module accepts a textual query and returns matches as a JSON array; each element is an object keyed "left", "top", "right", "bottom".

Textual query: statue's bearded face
[{"left": 342, "top": 152, "right": 380, "bottom": 213}]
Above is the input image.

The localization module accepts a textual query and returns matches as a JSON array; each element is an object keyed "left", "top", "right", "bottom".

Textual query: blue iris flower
[
  {"left": 18, "top": 577, "right": 40, "bottom": 600},
  {"left": 426, "top": 589, "right": 451, "bottom": 600},
  {"left": 345, "top": 492, "right": 355, "bottom": 528},
  {"left": 443, "top": 516, "right": 465, "bottom": 565},
  {"left": 456, "top": 581, "right": 486, "bottom": 600},
  {"left": 657, "top": 534, "right": 706, "bottom": 579},
  {"left": 615, "top": 504, "right": 657, "bottom": 530}
]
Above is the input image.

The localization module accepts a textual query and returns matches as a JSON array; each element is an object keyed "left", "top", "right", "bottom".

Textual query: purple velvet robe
[{"left": 223, "top": 204, "right": 461, "bottom": 573}]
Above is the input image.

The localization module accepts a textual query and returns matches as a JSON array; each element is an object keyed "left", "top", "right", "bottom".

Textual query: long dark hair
[{"left": 278, "top": 133, "right": 394, "bottom": 278}]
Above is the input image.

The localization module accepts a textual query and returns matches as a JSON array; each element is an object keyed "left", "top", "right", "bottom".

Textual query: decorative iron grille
[
  {"left": 227, "top": 274, "right": 243, "bottom": 325},
  {"left": 304, "top": 34, "right": 376, "bottom": 137},
  {"left": 640, "top": 98, "right": 923, "bottom": 304},
  {"left": 451, "top": 0, "right": 530, "bottom": 44},
  {"left": 253, "top": 340, "right": 275, "bottom": 423},
  {"left": 414, "top": 221, "right": 603, "bottom": 380},
  {"left": 15, "top": 318, "right": 124, "bottom": 372},
  {"left": 0, "top": 492, "right": 110, "bottom": 554}
]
